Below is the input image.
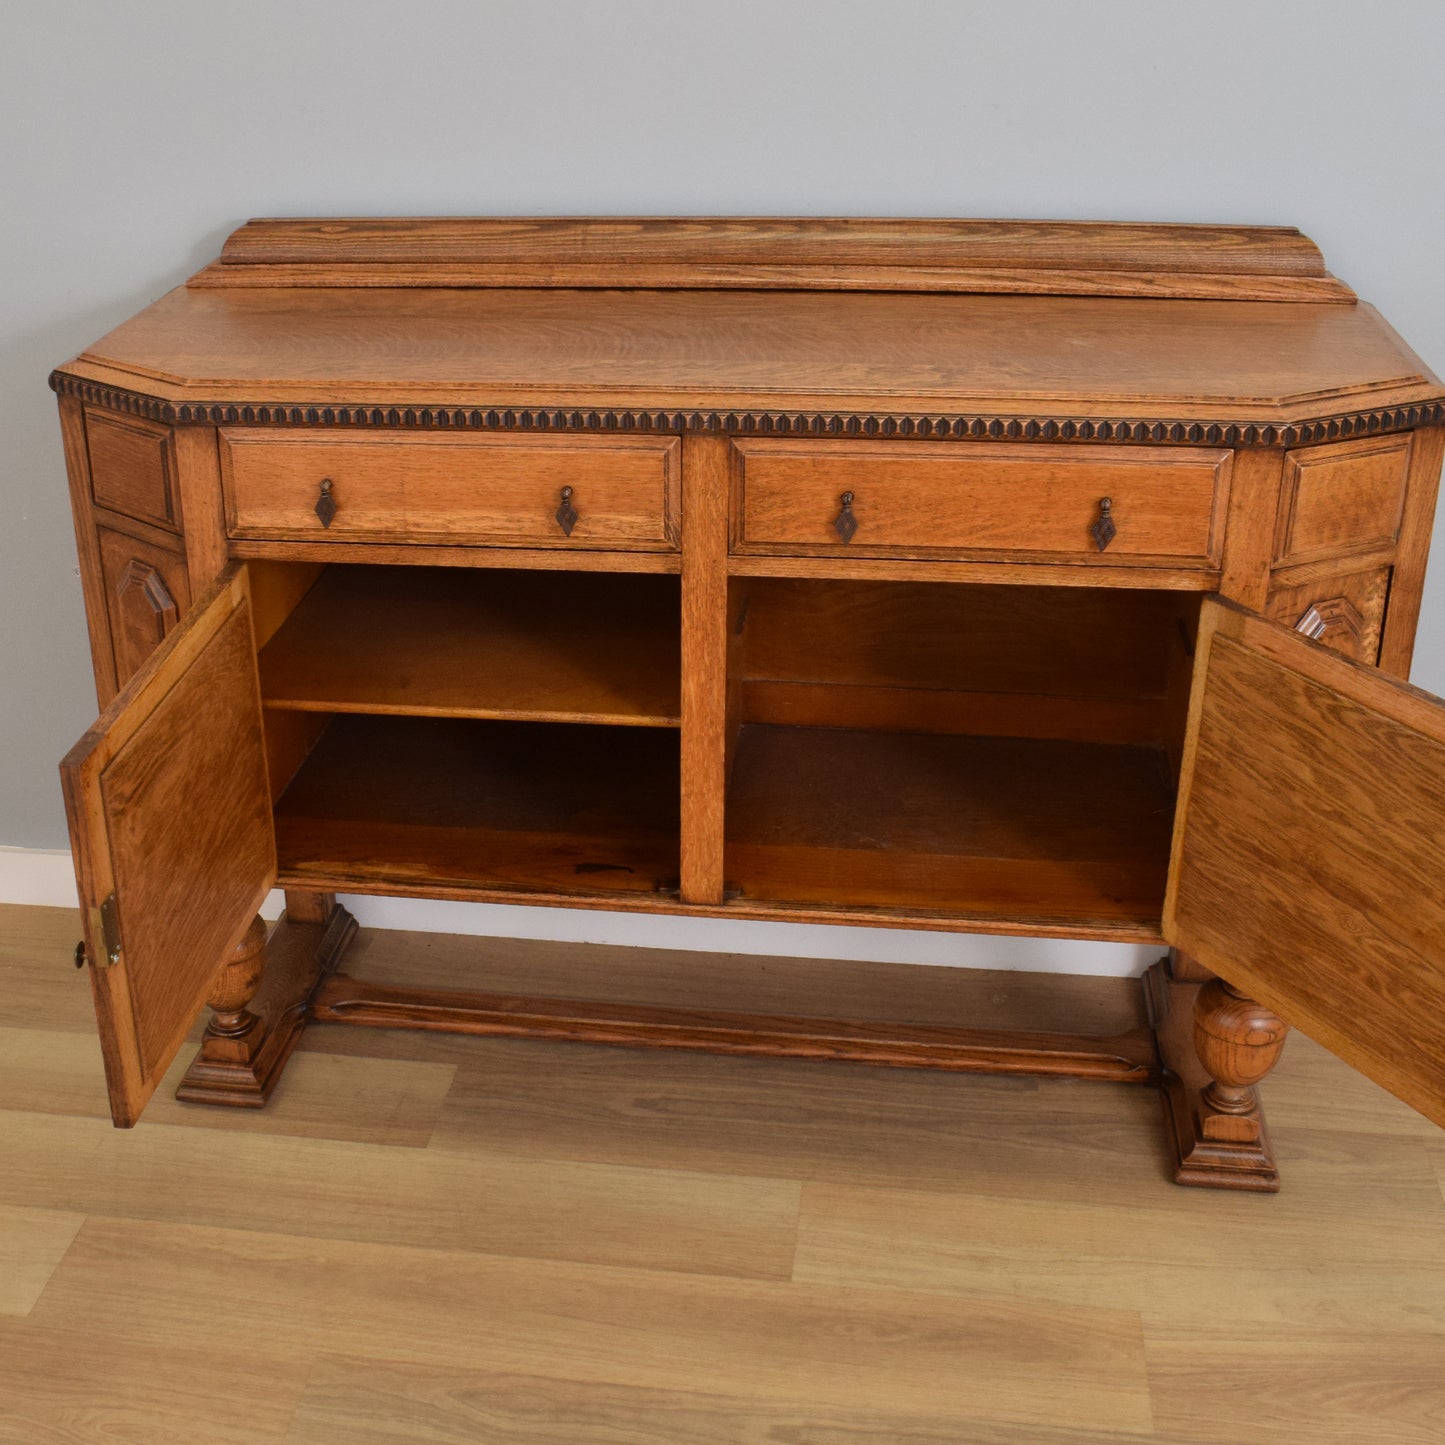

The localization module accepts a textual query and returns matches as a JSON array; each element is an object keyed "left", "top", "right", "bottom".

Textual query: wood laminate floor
[{"left": 2, "top": 902, "right": 1444, "bottom": 1443}]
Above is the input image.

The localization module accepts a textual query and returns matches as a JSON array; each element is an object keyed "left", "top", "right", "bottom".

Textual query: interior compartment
[
  {"left": 257, "top": 563, "right": 680, "bottom": 726},
  {"left": 243, "top": 561, "right": 1197, "bottom": 927},
  {"left": 723, "top": 577, "right": 1199, "bottom": 933},
  {"left": 249, "top": 561, "right": 681, "bottom": 901},
  {"left": 274, "top": 715, "right": 680, "bottom": 898}
]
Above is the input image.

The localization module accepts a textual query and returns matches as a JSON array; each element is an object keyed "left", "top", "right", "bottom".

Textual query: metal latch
[
  {"left": 75, "top": 895, "right": 124, "bottom": 969},
  {"left": 95, "top": 893, "right": 122, "bottom": 966}
]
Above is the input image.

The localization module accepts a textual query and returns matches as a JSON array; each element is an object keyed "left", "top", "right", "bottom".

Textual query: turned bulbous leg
[
  {"left": 1193, "top": 977, "right": 1289, "bottom": 1118},
  {"left": 178, "top": 901, "right": 356, "bottom": 1109},
  {"left": 1144, "top": 953, "right": 1290, "bottom": 1190},
  {"left": 204, "top": 914, "right": 267, "bottom": 1041}
]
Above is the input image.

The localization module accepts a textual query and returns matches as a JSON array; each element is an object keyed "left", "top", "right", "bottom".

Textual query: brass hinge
[{"left": 94, "top": 893, "right": 123, "bottom": 967}]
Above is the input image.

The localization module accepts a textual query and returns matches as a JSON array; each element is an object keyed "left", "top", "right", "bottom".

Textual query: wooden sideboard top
[{"left": 51, "top": 217, "right": 1445, "bottom": 442}]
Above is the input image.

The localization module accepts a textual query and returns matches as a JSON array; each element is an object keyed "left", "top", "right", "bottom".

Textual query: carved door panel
[
  {"left": 1263, "top": 566, "right": 1390, "bottom": 664},
  {"left": 61, "top": 564, "right": 275, "bottom": 1127},
  {"left": 1164, "top": 598, "right": 1445, "bottom": 1128},
  {"left": 96, "top": 528, "right": 191, "bottom": 686}
]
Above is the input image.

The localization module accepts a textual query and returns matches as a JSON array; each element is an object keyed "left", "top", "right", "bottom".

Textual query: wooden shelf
[
  {"left": 725, "top": 725, "right": 1175, "bottom": 931},
  {"left": 274, "top": 715, "right": 680, "bottom": 898},
  {"left": 259, "top": 566, "right": 680, "bottom": 727}
]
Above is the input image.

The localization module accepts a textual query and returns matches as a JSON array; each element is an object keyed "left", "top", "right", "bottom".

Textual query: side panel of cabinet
[
  {"left": 1271, "top": 435, "right": 1411, "bottom": 570},
  {"left": 58, "top": 400, "right": 228, "bottom": 705},
  {"left": 1263, "top": 566, "right": 1391, "bottom": 663},
  {"left": 60, "top": 566, "right": 276, "bottom": 1127},
  {"left": 1379, "top": 426, "right": 1445, "bottom": 678},
  {"left": 58, "top": 394, "right": 121, "bottom": 702},
  {"left": 1165, "top": 599, "right": 1445, "bottom": 1128},
  {"left": 85, "top": 411, "right": 181, "bottom": 531},
  {"left": 1258, "top": 428, "right": 1444, "bottom": 672}
]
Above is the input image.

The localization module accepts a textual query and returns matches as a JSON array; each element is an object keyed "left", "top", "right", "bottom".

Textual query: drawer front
[
  {"left": 221, "top": 430, "right": 681, "bottom": 549},
  {"left": 733, "top": 440, "right": 1231, "bottom": 566}
]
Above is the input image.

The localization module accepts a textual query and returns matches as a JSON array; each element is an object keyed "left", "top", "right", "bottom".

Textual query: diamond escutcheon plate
[
  {"left": 1089, "top": 498, "right": 1116, "bottom": 551},
  {"left": 556, "top": 487, "right": 578, "bottom": 537}
]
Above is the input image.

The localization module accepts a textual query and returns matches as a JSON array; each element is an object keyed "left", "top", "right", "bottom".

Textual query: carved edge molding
[{"left": 49, "top": 372, "right": 1445, "bottom": 448}]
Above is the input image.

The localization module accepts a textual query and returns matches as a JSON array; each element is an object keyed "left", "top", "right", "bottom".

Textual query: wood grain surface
[
  {"left": 58, "top": 394, "right": 121, "bottom": 705},
  {"left": 1379, "top": 425, "right": 1445, "bottom": 677},
  {"left": 62, "top": 285, "right": 1439, "bottom": 427},
  {"left": 1273, "top": 434, "right": 1411, "bottom": 568},
  {"left": 737, "top": 578, "right": 1195, "bottom": 746},
  {"left": 732, "top": 439, "right": 1229, "bottom": 565},
  {"left": 309, "top": 972, "right": 1158, "bottom": 1082},
  {"left": 5, "top": 902, "right": 1445, "bottom": 1443},
  {"left": 195, "top": 216, "right": 1351, "bottom": 302},
  {"left": 59, "top": 568, "right": 275, "bottom": 1126},
  {"left": 84, "top": 411, "right": 178, "bottom": 531},
  {"left": 679, "top": 434, "right": 730, "bottom": 904},
  {"left": 94, "top": 527, "right": 189, "bottom": 687},
  {"left": 258, "top": 566, "right": 681, "bottom": 727},
  {"left": 213, "top": 215, "right": 1337, "bottom": 272},
  {"left": 1263, "top": 566, "right": 1390, "bottom": 663},
  {"left": 1167, "top": 599, "right": 1445, "bottom": 1127},
  {"left": 726, "top": 726, "right": 1175, "bottom": 929},
  {"left": 220, "top": 428, "right": 680, "bottom": 550},
  {"left": 273, "top": 716, "right": 680, "bottom": 900}
]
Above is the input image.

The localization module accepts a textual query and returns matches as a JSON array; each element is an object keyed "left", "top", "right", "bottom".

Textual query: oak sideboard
[{"left": 52, "top": 217, "right": 1445, "bottom": 1190}]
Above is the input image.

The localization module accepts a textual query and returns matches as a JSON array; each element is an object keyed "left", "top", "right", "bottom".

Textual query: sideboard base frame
[
  {"left": 169, "top": 902, "right": 1294, "bottom": 1193},
  {"left": 309, "top": 966, "right": 1161, "bottom": 1083}
]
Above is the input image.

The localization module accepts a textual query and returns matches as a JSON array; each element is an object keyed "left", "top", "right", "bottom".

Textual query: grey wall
[{"left": 4, "top": 0, "right": 1444, "bottom": 850}]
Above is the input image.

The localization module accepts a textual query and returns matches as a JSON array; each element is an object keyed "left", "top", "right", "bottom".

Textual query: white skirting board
[{"left": 0, "top": 845, "right": 1158, "bottom": 978}]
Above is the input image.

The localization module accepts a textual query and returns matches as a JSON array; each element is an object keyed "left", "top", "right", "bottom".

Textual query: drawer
[
  {"left": 732, "top": 440, "right": 1231, "bottom": 567},
  {"left": 220, "top": 430, "right": 681, "bottom": 549}
]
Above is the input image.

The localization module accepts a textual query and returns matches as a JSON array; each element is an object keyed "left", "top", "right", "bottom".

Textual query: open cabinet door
[
  {"left": 61, "top": 564, "right": 276, "bottom": 1127},
  {"left": 1165, "top": 597, "right": 1445, "bottom": 1128}
]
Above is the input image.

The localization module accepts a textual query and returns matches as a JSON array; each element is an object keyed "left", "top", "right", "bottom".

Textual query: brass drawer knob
[
  {"left": 834, "top": 491, "right": 858, "bottom": 543},
  {"left": 556, "top": 485, "right": 579, "bottom": 537},
  {"left": 314, "top": 478, "right": 338, "bottom": 529},
  {"left": 1090, "top": 496, "right": 1116, "bottom": 551}
]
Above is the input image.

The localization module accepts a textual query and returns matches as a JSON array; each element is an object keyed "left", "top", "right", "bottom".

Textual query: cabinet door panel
[
  {"left": 60, "top": 565, "right": 275, "bottom": 1127},
  {"left": 1164, "top": 598, "right": 1445, "bottom": 1127}
]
